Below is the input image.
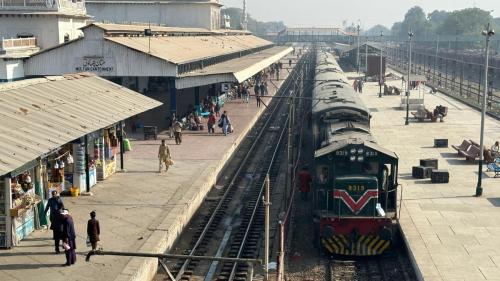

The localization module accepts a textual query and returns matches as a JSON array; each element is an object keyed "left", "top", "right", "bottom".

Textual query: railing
[{"left": 0, "top": 37, "right": 37, "bottom": 50}]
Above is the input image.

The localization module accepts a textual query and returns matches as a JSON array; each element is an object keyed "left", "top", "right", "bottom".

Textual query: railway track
[
  {"left": 157, "top": 54, "right": 311, "bottom": 281},
  {"left": 326, "top": 238, "right": 416, "bottom": 281}
]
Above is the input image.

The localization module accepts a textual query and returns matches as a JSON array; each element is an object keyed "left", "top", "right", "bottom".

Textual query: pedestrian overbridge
[{"left": 277, "top": 27, "right": 355, "bottom": 44}]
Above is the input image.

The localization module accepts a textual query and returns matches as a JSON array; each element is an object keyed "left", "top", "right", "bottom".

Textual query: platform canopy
[
  {"left": 175, "top": 46, "right": 293, "bottom": 89},
  {"left": 0, "top": 73, "right": 162, "bottom": 177}
]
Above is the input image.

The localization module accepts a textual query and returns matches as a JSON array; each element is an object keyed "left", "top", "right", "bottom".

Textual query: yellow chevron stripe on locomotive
[{"left": 321, "top": 234, "right": 391, "bottom": 256}]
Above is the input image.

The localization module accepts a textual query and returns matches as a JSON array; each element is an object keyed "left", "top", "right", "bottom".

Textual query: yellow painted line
[
  {"left": 367, "top": 236, "right": 380, "bottom": 255},
  {"left": 322, "top": 238, "right": 334, "bottom": 253},
  {"left": 328, "top": 238, "right": 340, "bottom": 253},
  {"left": 373, "top": 239, "right": 386, "bottom": 253},
  {"left": 378, "top": 241, "right": 390, "bottom": 253}
]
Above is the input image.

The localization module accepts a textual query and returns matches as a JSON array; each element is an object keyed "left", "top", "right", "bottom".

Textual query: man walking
[
  {"left": 44, "top": 190, "right": 64, "bottom": 253},
  {"left": 298, "top": 166, "right": 312, "bottom": 201},
  {"left": 173, "top": 120, "right": 182, "bottom": 145},
  {"left": 61, "top": 209, "right": 76, "bottom": 266},
  {"left": 220, "top": 111, "right": 231, "bottom": 136},
  {"left": 158, "top": 140, "right": 172, "bottom": 172},
  {"left": 87, "top": 211, "right": 100, "bottom": 251}
]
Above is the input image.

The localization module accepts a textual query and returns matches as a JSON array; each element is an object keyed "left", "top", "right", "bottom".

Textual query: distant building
[
  {"left": 0, "top": 0, "right": 89, "bottom": 50},
  {"left": 86, "top": 0, "right": 222, "bottom": 30}
]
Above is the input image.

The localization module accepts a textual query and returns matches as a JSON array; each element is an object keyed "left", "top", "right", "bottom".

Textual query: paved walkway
[
  {"left": 348, "top": 71, "right": 500, "bottom": 281},
  {"left": 0, "top": 58, "right": 294, "bottom": 281}
]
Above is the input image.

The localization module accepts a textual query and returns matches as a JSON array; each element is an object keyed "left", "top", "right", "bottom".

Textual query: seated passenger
[{"left": 492, "top": 141, "right": 500, "bottom": 158}]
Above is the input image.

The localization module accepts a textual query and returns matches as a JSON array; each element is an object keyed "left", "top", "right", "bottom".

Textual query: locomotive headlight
[
  {"left": 350, "top": 155, "right": 356, "bottom": 162},
  {"left": 350, "top": 148, "right": 356, "bottom": 154},
  {"left": 357, "top": 148, "right": 364, "bottom": 154},
  {"left": 357, "top": 156, "right": 364, "bottom": 162}
]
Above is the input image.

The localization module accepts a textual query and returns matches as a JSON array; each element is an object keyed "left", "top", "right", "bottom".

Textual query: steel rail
[
  {"left": 225, "top": 53, "right": 311, "bottom": 280},
  {"left": 173, "top": 61, "right": 298, "bottom": 281}
]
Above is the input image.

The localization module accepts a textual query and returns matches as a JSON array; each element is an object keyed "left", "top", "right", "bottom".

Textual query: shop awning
[
  {"left": 175, "top": 46, "right": 293, "bottom": 89},
  {"left": 0, "top": 73, "right": 162, "bottom": 177}
]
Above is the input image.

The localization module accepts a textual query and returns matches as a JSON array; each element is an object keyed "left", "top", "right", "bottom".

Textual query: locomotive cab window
[
  {"left": 317, "top": 166, "right": 328, "bottom": 184},
  {"left": 362, "top": 161, "right": 379, "bottom": 175}
]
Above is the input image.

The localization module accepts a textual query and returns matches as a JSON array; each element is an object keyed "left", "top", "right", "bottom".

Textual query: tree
[
  {"left": 427, "top": 10, "right": 449, "bottom": 33},
  {"left": 399, "top": 6, "right": 430, "bottom": 38},
  {"left": 437, "top": 8, "right": 492, "bottom": 36},
  {"left": 365, "top": 25, "right": 390, "bottom": 36},
  {"left": 390, "top": 22, "right": 403, "bottom": 37}
]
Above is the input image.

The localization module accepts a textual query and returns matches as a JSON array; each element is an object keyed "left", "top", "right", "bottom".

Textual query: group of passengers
[{"left": 353, "top": 79, "right": 364, "bottom": 93}]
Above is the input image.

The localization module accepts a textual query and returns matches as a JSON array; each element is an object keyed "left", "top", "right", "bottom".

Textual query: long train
[{"left": 310, "top": 50, "right": 399, "bottom": 256}]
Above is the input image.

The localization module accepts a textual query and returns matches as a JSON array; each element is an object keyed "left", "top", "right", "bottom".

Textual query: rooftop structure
[
  {"left": 25, "top": 22, "right": 274, "bottom": 78},
  {"left": 86, "top": 0, "right": 222, "bottom": 30},
  {"left": 0, "top": 73, "right": 161, "bottom": 176}
]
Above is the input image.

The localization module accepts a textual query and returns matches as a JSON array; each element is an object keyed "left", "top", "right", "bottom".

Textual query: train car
[{"left": 311, "top": 51, "right": 399, "bottom": 256}]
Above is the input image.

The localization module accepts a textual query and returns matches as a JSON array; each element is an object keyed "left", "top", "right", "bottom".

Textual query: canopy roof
[{"left": 0, "top": 73, "right": 162, "bottom": 176}]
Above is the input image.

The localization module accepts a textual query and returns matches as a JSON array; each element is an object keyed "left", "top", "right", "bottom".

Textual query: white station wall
[
  {"left": 0, "top": 59, "right": 25, "bottom": 82},
  {"left": 86, "top": 3, "right": 219, "bottom": 30},
  {"left": 24, "top": 27, "right": 177, "bottom": 77},
  {"left": 0, "top": 16, "right": 85, "bottom": 50}
]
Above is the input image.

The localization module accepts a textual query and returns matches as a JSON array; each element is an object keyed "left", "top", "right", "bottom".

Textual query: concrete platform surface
[
  {"left": 0, "top": 58, "right": 293, "bottom": 281},
  {"left": 350, "top": 71, "right": 500, "bottom": 281}
]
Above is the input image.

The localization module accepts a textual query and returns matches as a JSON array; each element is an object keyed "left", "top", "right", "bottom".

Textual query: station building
[
  {"left": 0, "top": 74, "right": 161, "bottom": 248},
  {"left": 0, "top": 0, "right": 89, "bottom": 82},
  {"left": 23, "top": 22, "right": 292, "bottom": 129},
  {"left": 86, "top": 0, "right": 222, "bottom": 30}
]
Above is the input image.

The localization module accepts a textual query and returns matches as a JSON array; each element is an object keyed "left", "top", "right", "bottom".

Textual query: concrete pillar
[
  {"left": 4, "top": 177, "right": 12, "bottom": 248},
  {"left": 194, "top": 86, "right": 200, "bottom": 107},
  {"left": 169, "top": 78, "right": 177, "bottom": 116}
]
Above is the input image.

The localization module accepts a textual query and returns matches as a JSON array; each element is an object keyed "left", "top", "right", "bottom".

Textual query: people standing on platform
[
  {"left": 158, "top": 140, "right": 172, "bottom": 172},
  {"left": 276, "top": 67, "right": 280, "bottom": 81},
  {"left": 207, "top": 112, "right": 216, "bottom": 133},
  {"left": 298, "top": 167, "right": 312, "bottom": 201},
  {"left": 173, "top": 120, "right": 183, "bottom": 145},
  {"left": 244, "top": 87, "right": 250, "bottom": 103},
  {"left": 219, "top": 111, "right": 231, "bottom": 136},
  {"left": 44, "top": 190, "right": 64, "bottom": 254},
  {"left": 492, "top": 141, "right": 500, "bottom": 157},
  {"left": 260, "top": 82, "right": 266, "bottom": 96},
  {"left": 254, "top": 81, "right": 261, "bottom": 97},
  {"left": 256, "top": 93, "right": 262, "bottom": 108},
  {"left": 86, "top": 211, "right": 100, "bottom": 251},
  {"left": 353, "top": 79, "right": 358, "bottom": 92},
  {"left": 169, "top": 113, "right": 176, "bottom": 139},
  {"left": 358, "top": 79, "right": 364, "bottom": 93},
  {"left": 289, "top": 59, "right": 292, "bottom": 67},
  {"left": 214, "top": 101, "right": 221, "bottom": 117},
  {"left": 61, "top": 209, "right": 76, "bottom": 266}
]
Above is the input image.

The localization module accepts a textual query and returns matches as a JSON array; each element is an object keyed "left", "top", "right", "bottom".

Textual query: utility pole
[
  {"left": 434, "top": 36, "right": 439, "bottom": 84},
  {"left": 242, "top": 0, "right": 248, "bottom": 30},
  {"left": 263, "top": 174, "right": 271, "bottom": 281},
  {"left": 356, "top": 24, "right": 360, "bottom": 73},
  {"left": 405, "top": 30, "right": 414, "bottom": 126},
  {"left": 476, "top": 23, "right": 495, "bottom": 197},
  {"left": 365, "top": 42, "right": 368, "bottom": 81},
  {"left": 379, "top": 31, "right": 383, "bottom": 98}
]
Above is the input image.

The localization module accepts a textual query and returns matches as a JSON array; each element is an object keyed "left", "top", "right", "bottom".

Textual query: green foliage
[
  {"left": 391, "top": 6, "right": 496, "bottom": 39},
  {"left": 221, "top": 8, "right": 286, "bottom": 36},
  {"left": 437, "top": 8, "right": 492, "bottom": 35}
]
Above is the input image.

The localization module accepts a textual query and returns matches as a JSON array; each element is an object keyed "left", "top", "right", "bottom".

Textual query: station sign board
[{"left": 74, "top": 57, "right": 116, "bottom": 75}]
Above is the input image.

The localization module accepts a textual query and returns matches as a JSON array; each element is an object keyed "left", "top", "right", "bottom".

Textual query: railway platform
[
  {"left": 0, "top": 58, "right": 294, "bottom": 281},
  {"left": 350, "top": 71, "right": 500, "bottom": 281}
]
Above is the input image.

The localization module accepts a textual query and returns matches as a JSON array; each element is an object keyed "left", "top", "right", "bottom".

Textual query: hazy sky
[{"left": 221, "top": 0, "right": 500, "bottom": 29}]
